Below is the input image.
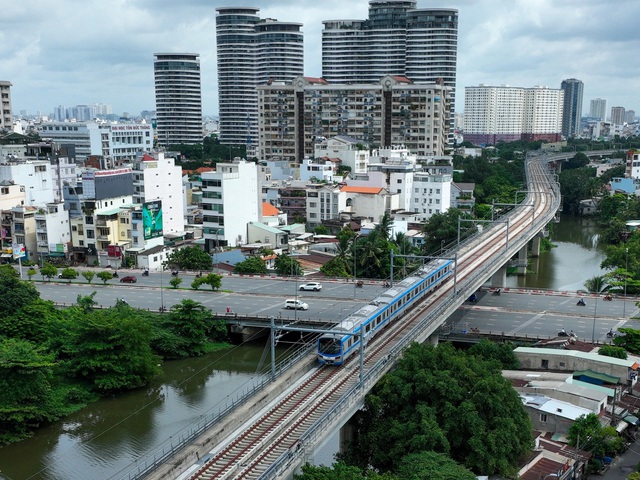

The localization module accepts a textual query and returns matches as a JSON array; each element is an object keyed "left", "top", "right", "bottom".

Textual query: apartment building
[
  {"left": 560, "top": 78, "right": 583, "bottom": 138},
  {"left": 589, "top": 98, "right": 607, "bottom": 121},
  {"left": 258, "top": 75, "right": 452, "bottom": 162},
  {"left": 464, "top": 84, "right": 563, "bottom": 145},
  {"left": 216, "top": 7, "right": 303, "bottom": 156},
  {"left": 0, "top": 81, "right": 12, "bottom": 131}
]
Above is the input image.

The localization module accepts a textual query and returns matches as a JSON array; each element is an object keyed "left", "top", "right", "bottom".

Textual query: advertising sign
[
  {"left": 142, "top": 200, "right": 163, "bottom": 240},
  {"left": 11, "top": 243, "right": 26, "bottom": 259}
]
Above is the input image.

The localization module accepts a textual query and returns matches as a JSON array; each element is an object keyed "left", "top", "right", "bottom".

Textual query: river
[{"left": 0, "top": 214, "right": 607, "bottom": 480}]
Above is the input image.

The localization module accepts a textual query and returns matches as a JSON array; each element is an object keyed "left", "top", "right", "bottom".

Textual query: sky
[{"left": 2, "top": 0, "right": 639, "bottom": 118}]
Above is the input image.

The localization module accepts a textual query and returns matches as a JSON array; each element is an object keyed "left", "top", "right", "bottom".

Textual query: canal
[{"left": 0, "top": 214, "right": 608, "bottom": 479}]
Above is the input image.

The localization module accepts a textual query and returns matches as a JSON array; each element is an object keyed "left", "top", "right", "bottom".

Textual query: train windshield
[{"left": 318, "top": 336, "right": 341, "bottom": 355}]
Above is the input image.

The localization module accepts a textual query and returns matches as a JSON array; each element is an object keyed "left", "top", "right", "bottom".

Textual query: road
[{"left": 447, "top": 288, "right": 638, "bottom": 343}]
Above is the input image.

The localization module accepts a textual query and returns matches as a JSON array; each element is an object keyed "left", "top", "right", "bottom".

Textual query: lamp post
[
  {"left": 159, "top": 249, "right": 166, "bottom": 313},
  {"left": 592, "top": 295, "right": 598, "bottom": 344},
  {"left": 624, "top": 247, "right": 628, "bottom": 318}
]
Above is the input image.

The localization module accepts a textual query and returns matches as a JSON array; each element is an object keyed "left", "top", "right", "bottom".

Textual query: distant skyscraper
[
  {"left": 625, "top": 110, "right": 636, "bottom": 124},
  {"left": 321, "top": 2, "right": 458, "bottom": 103},
  {"left": 153, "top": 53, "right": 203, "bottom": 145},
  {"left": 589, "top": 98, "right": 607, "bottom": 121},
  {"left": 215, "top": 7, "right": 304, "bottom": 156},
  {"left": 560, "top": 78, "right": 583, "bottom": 138},
  {"left": 611, "top": 106, "right": 626, "bottom": 126},
  {"left": 0, "top": 81, "right": 12, "bottom": 130}
]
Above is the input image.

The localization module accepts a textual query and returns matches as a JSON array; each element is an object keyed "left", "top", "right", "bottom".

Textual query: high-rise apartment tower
[
  {"left": 321, "top": 1, "right": 458, "bottom": 103},
  {"left": 153, "top": 53, "right": 203, "bottom": 145},
  {"left": 611, "top": 107, "right": 626, "bottom": 126},
  {"left": 0, "top": 81, "right": 12, "bottom": 130},
  {"left": 215, "top": 7, "right": 304, "bottom": 156},
  {"left": 589, "top": 98, "right": 607, "bottom": 121},
  {"left": 560, "top": 78, "right": 583, "bottom": 138}
]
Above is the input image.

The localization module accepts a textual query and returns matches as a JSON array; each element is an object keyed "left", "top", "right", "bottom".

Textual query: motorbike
[
  {"left": 468, "top": 293, "right": 478, "bottom": 302},
  {"left": 492, "top": 289, "right": 501, "bottom": 296},
  {"left": 577, "top": 299, "right": 586, "bottom": 306},
  {"left": 112, "top": 271, "right": 119, "bottom": 278},
  {"left": 171, "top": 270, "right": 179, "bottom": 277},
  {"left": 142, "top": 270, "right": 149, "bottom": 277},
  {"left": 195, "top": 271, "right": 202, "bottom": 278},
  {"left": 558, "top": 330, "right": 569, "bottom": 337},
  {"left": 606, "top": 331, "right": 617, "bottom": 339},
  {"left": 603, "top": 294, "right": 613, "bottom": 301},
  {"left": 356, "top": 280, "right": 364, "bottom": 288}
]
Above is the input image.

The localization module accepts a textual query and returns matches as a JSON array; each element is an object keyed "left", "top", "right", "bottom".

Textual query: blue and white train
[{"left": 317, "top": 258, "right": 454, "bottom": 365}]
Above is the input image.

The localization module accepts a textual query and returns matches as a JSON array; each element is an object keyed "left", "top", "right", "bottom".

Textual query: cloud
[{"left": 0, "top": 0, "right": 638, "bottom": 117}]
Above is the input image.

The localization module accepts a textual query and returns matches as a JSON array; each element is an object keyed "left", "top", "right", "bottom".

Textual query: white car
[
  {"left": 284, "top": 299, "right": 309, "bottom": 310},
  {"left": 299, "top": 282, "right": 322, "bottom": 292}
]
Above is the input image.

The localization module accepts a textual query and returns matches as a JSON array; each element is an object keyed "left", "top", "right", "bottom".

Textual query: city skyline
[{"left": 1, "top": 0, "right": 639, "bottom": 118}]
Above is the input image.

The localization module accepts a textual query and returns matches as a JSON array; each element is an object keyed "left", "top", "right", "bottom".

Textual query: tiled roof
[
  {"left": 340, "top": 186, "right": 384, "bottom": 194},
  {"left": 262, "top": 202, "right": 280, "bottom": 217}
]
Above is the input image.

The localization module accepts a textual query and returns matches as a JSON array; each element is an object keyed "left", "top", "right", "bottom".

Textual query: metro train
[{"left": 317, "top": 258, "right": 454, "bottom": 365}]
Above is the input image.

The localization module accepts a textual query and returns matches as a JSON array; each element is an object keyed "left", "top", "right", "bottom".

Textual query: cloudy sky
[{"left": 2, "top": 0, "right": 639, "bottom": 118}]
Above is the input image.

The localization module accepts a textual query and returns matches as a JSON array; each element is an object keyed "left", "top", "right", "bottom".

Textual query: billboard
[{"left": 142, "top": 200, "right": 163, "bottom": 240}]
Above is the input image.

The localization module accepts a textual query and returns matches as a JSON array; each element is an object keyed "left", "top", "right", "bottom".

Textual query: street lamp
[
  {"left": 624, "top": 247, "right": 629, "bottom": 319},
  {"left": 159, "top": 249, "right": 166, "bottom": 313}
]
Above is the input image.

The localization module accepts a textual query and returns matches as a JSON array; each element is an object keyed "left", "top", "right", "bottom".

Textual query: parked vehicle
[
  {"left": 120, "top": 275, "right": 137, "bottom": 283},
  {"left": 299, "top": 282, "right": 322, "bottom": 291},
  {"left": 284, "top": 299, "right": 309, "bottom": 310},
  {"left": 142, "top": 269, "right": 149, "bottom": 277}
]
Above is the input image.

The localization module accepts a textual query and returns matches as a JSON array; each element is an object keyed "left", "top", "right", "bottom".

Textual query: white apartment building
[
  {"left": 216, "top": 8, "right": 303, "bottom": 155},
  {"left": 306, "top": 184, "right": 346, "bottom": 229},
  {"left": 0, "top": 81, "right": 12, "bottom": 130},
  {"left": 98, "top": 123, "right": 153, "bottom": 163},
  {"left": 201, "top": 159, "right": 259, "bottom": 251},
  {"left": 611, "top": 107, "right": 626, "bottom": 126},
  {"left": 38, "top": 121, "right": 101, "bottom": 160},
  {"left": 35, "top": 203, "right": 71, "bottom": 261},
  {"left": 132, "top": 151, "right": 185, "bottom": 241},
  {"left": 0, "top": 159, "right": 55, "bottom": 205},
  {"left": 590, "top": 98, "right": 607, "bottom": 121},
  {"left": 314, "top": 136, "right": 370, "bottom": 174},
  {"left": 0, "top": 180, "right": 25, "bottom": 210},
  {"left": 340, "top": 185, "right": 398, "bottom": 221},
  {"left": 464, "top": 84, "right": 563, "bottom": 145},
  {"left": 299, "top": 157, "right": 339, "bottom": 183},
  {"left": 258, "top": 76, "right": 452, "bottom": 162},
  {"left": 410, "top": 172, "right": 452, "bottom": 220}
]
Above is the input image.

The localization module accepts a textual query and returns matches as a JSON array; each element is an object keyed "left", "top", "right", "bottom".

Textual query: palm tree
[{"left": 374, "top": 212, "right": 393, "bottom": 242}]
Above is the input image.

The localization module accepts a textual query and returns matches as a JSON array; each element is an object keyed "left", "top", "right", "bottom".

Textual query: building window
[{"left": 539, "top": 414, "right": 547, "bottom": 423}]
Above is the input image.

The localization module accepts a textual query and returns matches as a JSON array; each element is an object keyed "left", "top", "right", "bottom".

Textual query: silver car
[{"left": 299, "top": 282, "right": 322, "bottom": 292}]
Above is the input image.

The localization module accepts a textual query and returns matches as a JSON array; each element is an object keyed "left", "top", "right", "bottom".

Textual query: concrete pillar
[
  {"left": 491, "top": 266, "right": 507, "bottom": 287},
  {"left": 517, "top": 245, "right": 528, "bottom": 275},
  {"left": 531, "top": 236, "right": 541, "bottom": 257}
]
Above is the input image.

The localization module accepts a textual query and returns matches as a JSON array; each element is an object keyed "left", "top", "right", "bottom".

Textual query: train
[{"left": 317, "top": 258, "right": 454, "bottom": 365}]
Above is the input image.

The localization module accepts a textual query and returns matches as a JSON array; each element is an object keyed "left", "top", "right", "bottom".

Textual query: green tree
[
  {"left": 396, "top": 451, "right": 477, "bottom": 480},
  {"left": 0, "top": 338, "right": 59, "bottom": 444},
  {"left": 467, "top": 339, "right": 520, "bottom": 369},
  {"left": 343, "top": 342, "right": 531, "bottom": 477},
  {"left": 81, "top": 271, "right": 95, "bottom": 284},
  {"left": 274, "top": 253, "right": 302, "bottom": 276},
  {"left": 97, "top": 271, "right": 114, "bottom": 285},
  {"left": 598, "top": 344, "right": 627, "bottom": 359},
  {"left": 568, "top": 413, "right": 606, "bottom": 457},
  {"left": 152, "top": 299, "right": 213, "bottom": 358},
  {"left": 0, "top": 271, "right": 40, "bottom": 317},
  {"left": 314, "top": 225, "right": 328, "bottom": 235},
  {"left": 234, "top": 256, "right": 267, "bottom": 274},
  {"left": 169, "top": 276, "right": 182, "bottom": 289},
  {"left": 60, "top": 308, "right": 161, "bottom": 392},
  {"left": 59, "top": 267, "right": 78, "bottom": 282},
  {"left": 27, "top": 267, "right": 37, "bottom": 281},
  {"left": 202, "top": 273, "right": 222, "bottom": 290},
  {"left": 166, "top": 246, "right": 212, "bottom": 271},
  {"left": 191, "top": 277, "right": 204, "bottom": 290},
  {"left": 1, "top": 299, "right": 61, "bottom": 344},
  {"left": 421, "top": 208, "right": 472, "bottom": 254},
  {"left": 40, "top": 262, "right": 57, "bottom": 282},
  {"left": 294, "top": 462, "right": 396, "bottom": 480},
  {"left": 611, "top": 327, "right": 640, "bottom": 354},
  {"left": 76, "top": 292, "right": 98, "bottom": 313}
]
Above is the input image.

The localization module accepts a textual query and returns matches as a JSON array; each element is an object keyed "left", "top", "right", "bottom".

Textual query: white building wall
[
  {"left": 35, "top": 203, "right": 71, "bottom": 255},
  {"left": 0, "top": 182, "right": 25, "bottom": 210},
  {"left": 0, "top": 161, "right": 55, "bottom": 206},
  {"left": 202, "top": 160, "right": 259, "bottom": 247},
  {"left": 411, "top": 173, "right": 452, "bottom": 220}
]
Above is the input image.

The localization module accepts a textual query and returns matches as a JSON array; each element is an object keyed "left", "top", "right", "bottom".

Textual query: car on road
[
  {"left": 299, "top": 282, "right": 322, "bottom": 292},
  {"left": 120, "top": 275, "right": 137, "bottom": 283},
  {"left": 284, "top": 299, "right": 309, "bottom": 310}
]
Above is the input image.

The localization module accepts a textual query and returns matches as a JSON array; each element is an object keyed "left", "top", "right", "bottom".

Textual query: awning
[
  {"left": 631, "top": 362, "right": 639, "bottom": 370},
  {"left": 623, "top": 415, "right": 640, "bottom": 425},
  {"left": 0, "top": 253, "right": 11, "bottom": 258}
]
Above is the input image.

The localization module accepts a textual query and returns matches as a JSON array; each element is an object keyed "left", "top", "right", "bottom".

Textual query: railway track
[{"left": 182, "top": 156, "right": 560, "bottom": 480}]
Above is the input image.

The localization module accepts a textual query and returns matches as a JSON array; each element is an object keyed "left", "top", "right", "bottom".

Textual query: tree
[
  {"left": 60, "top": 308, "right": 161, "bottom": 392},
  {"left": 598, "top": 344, "right": 627, "bottom": 359},
  {"left": 0, "top": 270, "right": 40, "bottom": 317},
  {"left": 59, "top": 267, "right": 78, "bottom": 282},
  {"left": 169, "top": 276, "right": 182, "bottom": 289},
  {"left": 27, "top": 267, "right": 37, "bottom": 281},
  {"left": 202, "top": 273, "right": 222, "bottom": 290},
  {"left": 234, "top": 256, "right": 267, "bottom": 274},
  {"left": 274, "top": 253, "right": 302, "bottom": 276},
  {"left": 81, "top": 271, "right": 95, "bottom": 284},
  {"left": 342, "top": 342, "right": 531, "bottom": 477},
  {"left": 97, "top": 271, "right": 114, "bottom": 285},
  {"left": 40, "top": 262, "right": 57, "bottom": 282},
  {"left": 568, "top": 413, "right": 606, "bottom": 457},
  {"left": 166, "top": 246, "right": 212, "bottom": 271},
  {"left": 314, "top": 225, "right": 328, "bottom": 235},
  {"left": 396, "top": 452, "right": 476, "bottom": 480},
  {"left": 76, "top": 292, "right": 98, "bottom": 313},
  {"left": 0, "top": 338, "right": 59, "bottom": 444},
  {"left": 421, "top": 208, "right": 472, "bottom": 254},
  {"left": 294, "top": 462, "right": 396, "bottom": 480},
  {"left": 152, "top": 299, "right": 214, "bottom": 358}
]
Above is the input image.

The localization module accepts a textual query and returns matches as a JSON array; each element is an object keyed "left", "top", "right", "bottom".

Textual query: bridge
[{"left": 118, "top": 150, "right": 612, "bottom": 480}]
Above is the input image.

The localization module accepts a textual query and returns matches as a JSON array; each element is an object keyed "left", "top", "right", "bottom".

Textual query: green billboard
[{"left": 142, "top": 200, "right": 163, "bottom": 240}]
